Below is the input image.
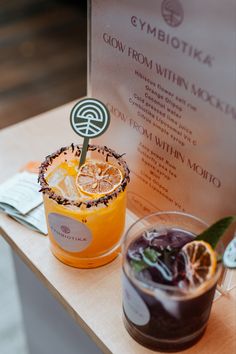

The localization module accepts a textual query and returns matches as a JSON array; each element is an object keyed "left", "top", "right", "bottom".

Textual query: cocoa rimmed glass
[{"left": 39, "top": 144, "right": 130, "bottom": 268}]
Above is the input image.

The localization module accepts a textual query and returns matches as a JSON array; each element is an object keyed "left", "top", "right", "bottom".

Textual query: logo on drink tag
[
  {"left": 223, "top": 236, "right": 236, "bottom": 268},
  {"left": 70, "top": 98, "right": 111, "bottom": 166},
  {"left": 122, "top": 273, "right": 150, "bottom": 326},
  {"left": 48, "top": 213, "right": 92, "bottom": 252},
  {"left": 70, "top": 98, "right": 110, "bottom": 138}
]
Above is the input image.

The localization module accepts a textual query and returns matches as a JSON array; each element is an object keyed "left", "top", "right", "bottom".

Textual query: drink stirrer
[{"left": 70, "top": 98, "right": 110, "bottom": 167}]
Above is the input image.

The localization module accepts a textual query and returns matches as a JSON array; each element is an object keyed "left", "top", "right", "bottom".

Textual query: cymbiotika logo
[{"left": 161, "top": 0, "right": 184, "bottom": 27}]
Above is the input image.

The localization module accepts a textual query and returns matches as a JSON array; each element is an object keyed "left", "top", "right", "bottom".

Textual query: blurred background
[
  {"left": 0, "top": 0, "right": 87, "bottom": 129},
  {"left": 0, "top": 0, "right": 87, "bottom": 353}
]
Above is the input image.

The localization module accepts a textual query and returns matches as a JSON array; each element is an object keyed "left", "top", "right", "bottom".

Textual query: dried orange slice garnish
[
  {"left": 181, "top": 240, "right": 217, "bottom": 287},
  {"left": 76, "top": 161, "right": 123, "bottom": 196}
]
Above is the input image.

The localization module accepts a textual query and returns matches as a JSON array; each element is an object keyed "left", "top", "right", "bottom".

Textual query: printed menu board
[{"left": 89, "top": 0, "right": 236, "bottom": 223}]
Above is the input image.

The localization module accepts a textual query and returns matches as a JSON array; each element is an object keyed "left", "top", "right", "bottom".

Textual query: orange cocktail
[{"left": 39, "top": 144, "right": 130, "bottom": 268}]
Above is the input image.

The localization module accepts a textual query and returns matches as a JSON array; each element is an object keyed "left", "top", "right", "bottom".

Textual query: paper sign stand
[
  {"left": 89, "top": 0, "right": 236, "bottom": 227},
  {"left": 88, "top": 0, "right": 236, "bottom": 293}
]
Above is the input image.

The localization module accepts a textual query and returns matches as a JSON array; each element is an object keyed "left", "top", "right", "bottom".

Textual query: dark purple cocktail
[{"left": 122, "top": 212, "right": 221, "bottom": 352}]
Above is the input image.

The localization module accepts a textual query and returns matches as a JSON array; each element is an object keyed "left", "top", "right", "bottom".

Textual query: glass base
[
  {"left": 123, "top": 314, "right": 207, "bottom": 352},
  {"left": 50, "top": 245, "right": 121, "bottom": 268}
]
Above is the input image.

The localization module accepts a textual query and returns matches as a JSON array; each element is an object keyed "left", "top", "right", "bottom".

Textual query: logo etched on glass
[{"left": 161, "top": 0, "right": 184, "bottom": 27}]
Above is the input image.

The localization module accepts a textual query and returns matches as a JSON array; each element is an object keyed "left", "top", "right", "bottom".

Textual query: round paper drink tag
[
  {"left": 48, "top": 213, "right": 92, "bottom": 252},
  {"left": 223, "top": 236, "right": 236, "bottom": 268},
  {"left": 70, "top": 98, "right": 110, "bottom": 138},
  {"left": 122, "top": 273, "right": 150, "bottom": 326}
]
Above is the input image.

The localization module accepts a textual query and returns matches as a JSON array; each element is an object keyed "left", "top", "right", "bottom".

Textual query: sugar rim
[{"left": 38, "top": 143, "right": 130, "bottom": 208}]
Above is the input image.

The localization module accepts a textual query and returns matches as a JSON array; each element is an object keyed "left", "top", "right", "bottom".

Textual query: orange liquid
[{"left": 44, "top": 155, "right": 127, "bottom": 268}]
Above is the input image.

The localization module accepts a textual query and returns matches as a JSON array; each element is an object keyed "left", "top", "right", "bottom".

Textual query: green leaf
[
  {"left": 195, "top": 216, "right": 236, "bottom": 249},
  {"left": 130, "top": 259, "right": 147, "bottom": 272},
  {"left": 143, "top": 247, "right": 160, "bottom": 262}
]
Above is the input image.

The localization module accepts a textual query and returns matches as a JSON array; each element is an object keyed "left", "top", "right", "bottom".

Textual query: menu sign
[{"left": 89, "top": 0, "right": 236, "bottom": 223}]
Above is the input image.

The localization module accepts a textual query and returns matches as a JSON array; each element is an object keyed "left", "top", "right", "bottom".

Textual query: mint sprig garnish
[
  {"left": 195, "top": 216, "right": 236, "bottom": 249},
  {"left": 131, "top": 247, "right": 160, "bottom": 273},
  {"left": 143, "top": 247, "right": 160, "bottom": 262},
  {"left": 130, "top": 259, "right": 147, "bottom": 272}
]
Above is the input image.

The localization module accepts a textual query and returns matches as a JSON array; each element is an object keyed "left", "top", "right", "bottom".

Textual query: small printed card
[{"left": 0, "top": 171, "right": 47, "bottom": 235}]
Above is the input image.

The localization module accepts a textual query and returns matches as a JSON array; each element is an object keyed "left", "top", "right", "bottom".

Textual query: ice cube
[
  {"left": 128, "top": 249, "right": 142, "bottom": 261},
  {"left": 47, "top": 168, "right": 67, "bottom": 187},
  {"left": 144, "top": 228, "right": 168, "bottom": 242},
  {"left": 62, "top": 176, "right": 81, "bottom": 200}
]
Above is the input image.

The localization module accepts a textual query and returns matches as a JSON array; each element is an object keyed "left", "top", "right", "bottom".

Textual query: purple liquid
[
  {"left": 127, "top": 228, "right": 194, "bottom": 288},
  {"left": 123, "top": 228, "right": 217, "bottom": 352}
]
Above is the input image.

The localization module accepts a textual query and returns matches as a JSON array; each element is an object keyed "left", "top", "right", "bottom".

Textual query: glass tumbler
[{"left": 122, "top": 211, "right": 222, "bottom": 351}]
